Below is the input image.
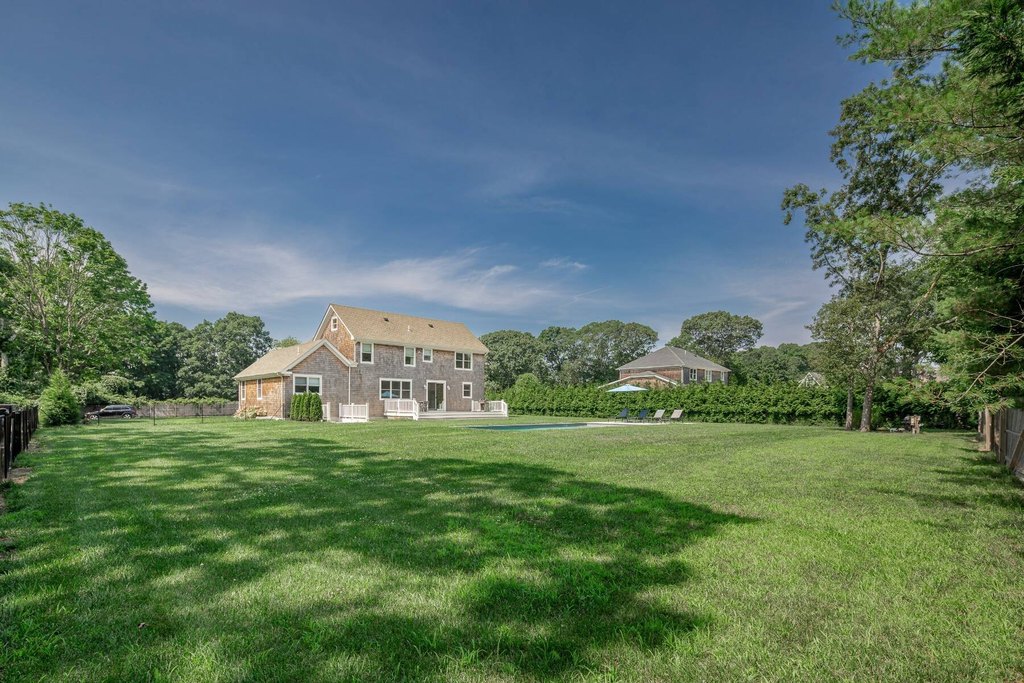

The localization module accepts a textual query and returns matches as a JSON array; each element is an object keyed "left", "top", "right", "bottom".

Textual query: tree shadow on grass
[{"left": 8, "top": 427, "right": 753, "bottom": 680}]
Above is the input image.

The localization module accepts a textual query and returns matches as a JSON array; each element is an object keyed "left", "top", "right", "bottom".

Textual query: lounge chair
[
  {"left": 634, "top": 408, "right": 649, "bottom": 422},
  {"left": 669, "top": 409, "right": 684, "bottom": 423},
  {"left": 616, "top": 408, "right": 629, "bottom": 421},
  {"left": 651, "top": 409, "right": 665, "bottom": 422}
]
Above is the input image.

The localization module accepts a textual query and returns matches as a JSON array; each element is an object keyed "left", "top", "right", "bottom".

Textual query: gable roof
[
  {"left": 599, "top": 372, "right": 679, "bottom": 388},
  {"left": 233, "top": 339, "right": 354, "bottom": 380},
  {"left": 618, "top": 346, "right": 730, "bottom": 372},
  {"left": 326, "top": 304, "right": 489, "bottom": 354}
]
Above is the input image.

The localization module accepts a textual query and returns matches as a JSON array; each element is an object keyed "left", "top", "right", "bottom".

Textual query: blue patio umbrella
[{"left": 606, "top": 383, "right": 647, "bottom": 392}]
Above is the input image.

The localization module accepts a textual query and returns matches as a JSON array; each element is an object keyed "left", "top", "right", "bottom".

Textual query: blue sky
[{"left": 1, "top": 1, "right": 873, "bottom": 345}]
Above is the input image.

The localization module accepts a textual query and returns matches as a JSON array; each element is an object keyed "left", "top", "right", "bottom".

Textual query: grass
[{"left": 1, "top": 417, "right": 1023, "bottom": 681}]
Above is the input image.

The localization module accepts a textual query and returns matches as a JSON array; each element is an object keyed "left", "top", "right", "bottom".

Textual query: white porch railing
[
  {"left": 384, "top": 399, "right": 419, "bottom": 420},
  {"left": 338, "top": 403, "right": 369, "bottom": 423},
  {"left": 478, "top": 400, "right": 508, "bottom": 417}
]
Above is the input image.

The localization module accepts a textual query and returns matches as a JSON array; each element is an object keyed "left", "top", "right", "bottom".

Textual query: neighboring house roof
[
  {"left": 600, "top": 372, "right": 679, "bottom": 388},
  {"left": 618, "top": 346, "right": 730, "bottom": 372},
  {"left": 326, "top": 304, "right": 490, "bottom": 354},
  {"left": 798, "top": 372, "right": 827, "bottom": 387},
  {"left": 233, "top": 339, "right": 354, "bottom": 381}
]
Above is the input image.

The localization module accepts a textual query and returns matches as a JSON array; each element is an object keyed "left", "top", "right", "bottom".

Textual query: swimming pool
[{"left": 466, "top": 422, "right": 595, "bottom": 431}]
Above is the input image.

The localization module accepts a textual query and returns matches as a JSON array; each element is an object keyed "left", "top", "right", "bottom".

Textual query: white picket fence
[
  {"left": 338, "top": 403, "right": 370, "bottom": 423},
  {"left": 383, "top": 399, "right": 420, "bottom": 420}
]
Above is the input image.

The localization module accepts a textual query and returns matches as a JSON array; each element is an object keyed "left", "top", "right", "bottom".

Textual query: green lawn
[{"left": 2, "top": 418, "right": 1023, "bottom": 682}]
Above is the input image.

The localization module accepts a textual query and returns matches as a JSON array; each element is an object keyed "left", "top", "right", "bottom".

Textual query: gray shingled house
[
  {"left": 234, "top": 304, "right": 499, "bottom": 420},
  {"left": 605, "top": 346, "right": 730, "bottom": 388}
]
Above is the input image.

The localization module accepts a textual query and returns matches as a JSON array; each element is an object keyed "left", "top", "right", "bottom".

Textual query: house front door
[{"left": 427, "top": 381, "right": 445, "bottom": 411}]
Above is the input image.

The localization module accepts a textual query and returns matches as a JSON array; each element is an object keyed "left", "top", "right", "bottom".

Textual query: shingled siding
[
  {"left": 349, "top": 344, "right": 485, "bottom": 417},
  {"left": 619, "top": 367, "right": 729, "bottom": 385},
  {"left": 284, "top": 346, "right": 352, "bottom": 419},
  {"left": 238, "top": 377, "right": 285, "bottom": 417},
  {"left": 318, "top": 318, "right": 357, "bottom": 360}
]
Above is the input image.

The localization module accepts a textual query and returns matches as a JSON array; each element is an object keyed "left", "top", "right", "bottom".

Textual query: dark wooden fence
[
  {"left": 980, "top": 407, "right": 1024, "bottom": 477},
  {"left": 0, "top": 404, "right": 40, "bottom": 481}
]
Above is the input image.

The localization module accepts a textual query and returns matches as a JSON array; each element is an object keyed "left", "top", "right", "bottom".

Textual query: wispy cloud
[
  {"left": 540, "top": 257, "right": 588, "bottom": 272},
  {"left": 127, "top": 233, "right": 574, "bottom": 316}
]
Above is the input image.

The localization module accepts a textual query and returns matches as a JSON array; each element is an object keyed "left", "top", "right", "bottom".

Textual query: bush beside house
[{"left": 38, "top": 369, "right": 82, "bottom": 426}]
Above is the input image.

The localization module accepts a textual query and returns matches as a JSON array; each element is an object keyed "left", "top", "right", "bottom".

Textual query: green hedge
[
  {"left": 289, "top": 392, "right": 323, "bottom": 422},
  {"left": 498, "top": 378, "right": 970, "bottom": 428}
]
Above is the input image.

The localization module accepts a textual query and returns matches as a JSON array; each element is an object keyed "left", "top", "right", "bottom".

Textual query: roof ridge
[{"left": 330, "top": 303, "right": 472, "bottom": 328}]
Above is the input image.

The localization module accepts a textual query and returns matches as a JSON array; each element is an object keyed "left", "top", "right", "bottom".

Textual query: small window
[
  {"left": 380, "top": 379, "right": 411, "bottom": 400},
  {"left": 462, "top": 382, "right": 472, "bottom": 399},
  {"left": 705, "top": 369, "right": 713, "bottom": 382},
  {"left": 689, "top": 369, "right": 697, "bottom": 381},
  {"left": 360, "top": 342, "right": 374, "bottom": 364},
  {"left": 404, "top": 347, "right": 416, "bottom": 367},
  {"left": 330, "top": 316, "right": 339, "bottom": 332},
  {"left": 294, "top": 375, "right": 321, "bottom": 394},
  {"left": 240, "top": 382, "right": 246, "bottom": 401},
  {"left": 422, "top": 348, "right": 433, "bottom": 363},
  {"left": 455, "top": 352, "right": 472, "bottom": 370},
  {"left": 721, "top": 372, "right": 728, "bottom": 383},
  {"left": 256, "top": 378, "right": 264, "bottom": 400}
]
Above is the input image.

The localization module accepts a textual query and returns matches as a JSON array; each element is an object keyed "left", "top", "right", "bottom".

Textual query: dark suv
[{"left": 86, "top": 404, "right": 137, "bottom": 420}]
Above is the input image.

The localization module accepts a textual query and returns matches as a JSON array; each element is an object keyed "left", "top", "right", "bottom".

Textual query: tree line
[
  {"left": 784, "top": 0, "right": 1024, "bottom": 430},
  {"left": 0, "top": 203, "right": 278, "bottom": 404}
]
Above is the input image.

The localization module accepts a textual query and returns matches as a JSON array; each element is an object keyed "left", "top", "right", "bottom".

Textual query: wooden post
[{"left": 981, "top": 408, "right": 993, "bottom": 452}]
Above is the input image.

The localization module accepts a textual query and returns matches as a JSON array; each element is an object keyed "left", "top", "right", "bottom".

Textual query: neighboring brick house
[
  {"left": 234, "top": 304, "right": 490, "bottom": 419},
  {"left": 603, "top": 346, "right": 730, "bottom": 389}
]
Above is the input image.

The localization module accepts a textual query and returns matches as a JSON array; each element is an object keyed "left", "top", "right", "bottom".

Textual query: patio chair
[
  {"left": 651, "top": 409, "right": 665, "bottom": 422},
  {"left": 616, "top": 408, "right": 629, "bottom": 421},
  {"left": 634, "top": 408, "right": 649, "bottom": 422},
  {"left": 668, "top": 409, "right": 684, "bottom": 422}
]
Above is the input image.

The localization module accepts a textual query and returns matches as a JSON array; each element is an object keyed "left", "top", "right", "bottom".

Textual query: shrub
[
  {"left": 290, "top": 392, "right": 323, "bottom": 421},
  {"left": 497, "top": 380, "right": 968, "bottom": 427},
  {"left": 39, "top": 369, "right": 82, "bottom": 426}
]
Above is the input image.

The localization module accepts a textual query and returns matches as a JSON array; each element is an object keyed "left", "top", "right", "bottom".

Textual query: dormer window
[{"left": 330, "top": 316, "right": 339, "bottom": 332}]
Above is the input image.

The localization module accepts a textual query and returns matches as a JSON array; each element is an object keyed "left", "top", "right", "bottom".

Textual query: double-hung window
[
  {"left": 404, "top": 347, "right": 416, "bottom": 367},
  {"left": 705, "top": 369, "right": 713, "bottom": 382},
  {"left": 380, "top": 379, "right": 411, "bottom": 400},
  {"left": 360, "top": 342, "right": 374, "bottom": 364},
  {"left": 455, "top": 352, "right": 472, "bottom": 370},
  {"left": 689, "top": 368, "right": 697, "bottom": 382},
  {"left": 462, "top": 382, "right": 472, "bottom": 398},
  {"left": 240, "top": 382, "right": 246, "bottom": 401},
  {"left": 294, "top": 375, "right": 321, "bottom": 394},
  {"left": 256, "top": 378, "right": 264, "bottom": 400},
  {"left": 422, "top": 348, "right": 433, "bottom": 363}
]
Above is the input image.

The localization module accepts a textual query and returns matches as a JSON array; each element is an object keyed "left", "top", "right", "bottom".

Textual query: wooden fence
[
  {"left": 0, "top": 404, "right": 40, "bottom": 481},
  {"left": 87, "top": 402, "right": 240, "bottom": 419},
  {"left": 980, "top": 407, "right": 1024, "bottom": 477}
]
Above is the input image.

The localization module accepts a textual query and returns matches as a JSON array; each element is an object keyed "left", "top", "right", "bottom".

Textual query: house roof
[
  {"left": 327, "top": 304, "right": 489, "bottom": 354},
  {"left": 233, "top": 339, "right": 353, "bottom": 380},
  {"left": 618, "top": 346, "right": 730, "bottom": 372},
  {"left": 599, "top": 372, "right": 679, "bottom": 388}
]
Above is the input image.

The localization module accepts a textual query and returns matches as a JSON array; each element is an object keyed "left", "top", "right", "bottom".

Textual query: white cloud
[
  {"left": 128, "top": 233, "right": 571, "bottom": 316},
  {"left": 540, "top": 257, "right": 588, "bottom": 272}
]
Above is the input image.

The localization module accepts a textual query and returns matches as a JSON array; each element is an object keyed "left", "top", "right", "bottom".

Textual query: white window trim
[
  {"left": 462, "top": 382, "right": 472, "bottom": 399},
  {"left": 293, "top": 373, "right": 323, "bottom": 395},
  {"left": 330, "top": 316, "right": 339, "bottom": 332},
  {"left": 256, "top": 378, "right": 264, "bottom": 400},
  {"left": 422, "top": 348, "right": 433, "bottom": 363},
  {"left": 240, "top": 382, "right": 246, "bottom": 401},
  {"left": 360, "top": 342, "right": 374, "bottom": 364},
  {"left": 379, "top": 378, "right": 412, "bottom": 400},
  {"left": 404, "top": 346, "right": 416, "bottom": 367},
  {"left": 721, "top": 372, "right": 728, "bottom": 383},
  {"left": 705, "top": 369, "right": 713, "bottom": 382},
  {"left": 689, "top": 368, "right": 697, "bottom": 381},
  {"left": 455, "top": 352, "right": 473, "bottom": 371}
]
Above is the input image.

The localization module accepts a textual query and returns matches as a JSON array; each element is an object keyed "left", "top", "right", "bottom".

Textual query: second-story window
[
  {"left": 455, "top": 352, "right": 472, "bottom": 370},
  {"left": 404, "top": 347, "right": 416, "bottom": 367},
  {"left": 360, "top": 342, "right": 374, "bottom": 364},
  {"left": 422, "top": 348, "right": 433, "bottom": 363}
]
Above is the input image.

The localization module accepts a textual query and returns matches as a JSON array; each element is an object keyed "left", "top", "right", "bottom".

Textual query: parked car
[{"left": 86, "top": 405, "right": 137, "bottom": 420}]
